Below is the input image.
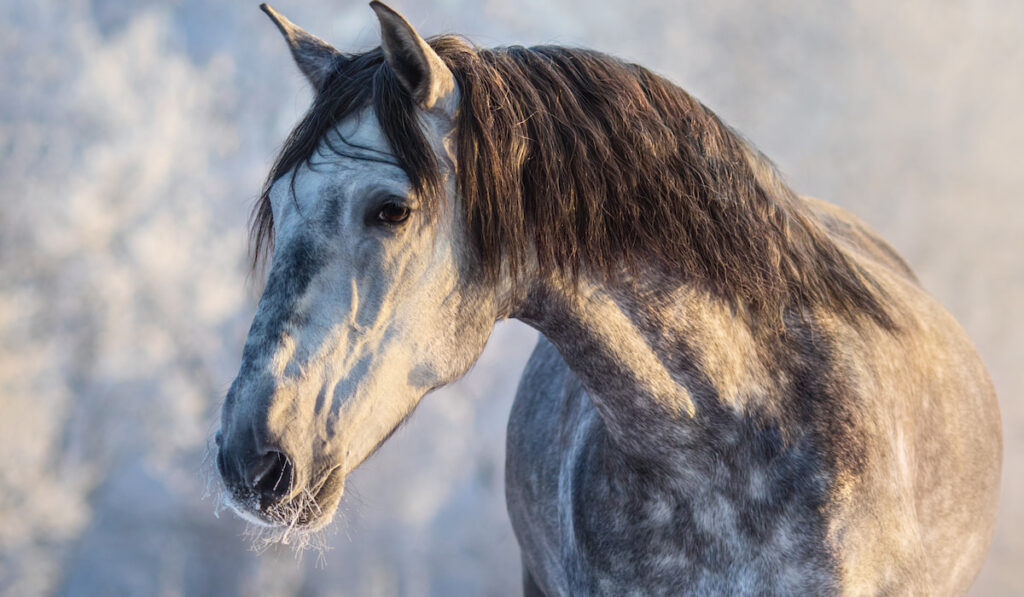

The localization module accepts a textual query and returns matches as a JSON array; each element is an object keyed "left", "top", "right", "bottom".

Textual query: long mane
[{"left": 253, "top": 37, "right": 891, "bottom": 328}]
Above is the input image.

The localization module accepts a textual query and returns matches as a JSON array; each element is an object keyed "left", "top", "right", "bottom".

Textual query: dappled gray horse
[{"left": 214, "top": 3, "right": 1001, "bottom": 594}]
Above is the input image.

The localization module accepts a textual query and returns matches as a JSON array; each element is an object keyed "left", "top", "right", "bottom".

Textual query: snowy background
[{"left": 1, "top": 0, "right": 1021, "bottom": 595}]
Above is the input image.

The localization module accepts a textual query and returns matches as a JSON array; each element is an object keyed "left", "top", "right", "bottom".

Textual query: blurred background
[{"left": 1, "top": 0, "right": 1021, "bottom": 595}]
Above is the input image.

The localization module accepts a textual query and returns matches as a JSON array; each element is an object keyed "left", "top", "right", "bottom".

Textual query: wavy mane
[{"left": 252, "top": 37, "right": 891, "bottom": 328}]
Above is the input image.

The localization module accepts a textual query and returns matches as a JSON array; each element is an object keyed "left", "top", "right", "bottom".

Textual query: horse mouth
[{"left": 226, "top": 467, "right": 346, "bottom": 532}]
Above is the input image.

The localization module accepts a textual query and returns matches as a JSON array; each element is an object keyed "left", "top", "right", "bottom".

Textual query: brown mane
[{"left": 252, "top": 37, "right": 891, "bottom": 327}]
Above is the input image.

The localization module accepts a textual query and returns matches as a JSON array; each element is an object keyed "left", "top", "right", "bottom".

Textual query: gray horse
[{"left": 214, "top": 3, "right": 1001, "bottom": 594}]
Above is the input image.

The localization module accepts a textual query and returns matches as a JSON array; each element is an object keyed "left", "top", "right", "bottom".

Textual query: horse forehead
[
  {"left": 329, "top": 107, "right": 393, "bottom": 155},
  {"left": 272, "top": 111, "right": 407, "bottom": 219}
]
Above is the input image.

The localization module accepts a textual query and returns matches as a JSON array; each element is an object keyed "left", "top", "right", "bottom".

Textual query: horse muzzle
[{"left": 214, "top": 428, "right": 345, "bottom": 530}]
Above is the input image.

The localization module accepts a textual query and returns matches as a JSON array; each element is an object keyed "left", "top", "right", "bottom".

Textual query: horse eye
[{"left": 376, "top": 203, "right": 410, "bottom": 225}]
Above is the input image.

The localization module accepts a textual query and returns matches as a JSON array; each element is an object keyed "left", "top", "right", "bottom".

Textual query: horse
[{"left": 214, "top": 3, "right": 1002, "bottom": 594}]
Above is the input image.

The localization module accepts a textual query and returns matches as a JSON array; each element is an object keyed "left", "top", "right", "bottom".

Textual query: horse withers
[{"left": 214, "top": 3, "right": 1001, "bottom": 594}]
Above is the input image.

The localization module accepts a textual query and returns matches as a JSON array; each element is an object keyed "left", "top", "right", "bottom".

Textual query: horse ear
[
  {"left": 369, "top": 1, "right": 457, "bottom": 114},
  {"left": 260, "top": 3, "right": 340, "bottom": 90}
]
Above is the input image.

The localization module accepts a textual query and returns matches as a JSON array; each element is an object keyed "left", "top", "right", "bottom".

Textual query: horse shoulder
[
  {"left": 833, "top": 280, "right": 1001, "bottom": 594},
  {"left": 789, "top": 209, "right": 1001, "bottom": 594}
]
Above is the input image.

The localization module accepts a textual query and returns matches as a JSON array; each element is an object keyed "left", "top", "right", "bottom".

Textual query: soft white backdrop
[{"left": 1, "top": 1, "right": 1021, "bottom": 595}]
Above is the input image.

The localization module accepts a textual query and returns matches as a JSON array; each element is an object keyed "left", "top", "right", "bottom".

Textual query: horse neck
[{"left": 513, "top": 270, "right": 775, "bottom": 464}]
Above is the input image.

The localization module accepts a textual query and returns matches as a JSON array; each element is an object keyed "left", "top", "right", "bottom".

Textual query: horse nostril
[{"left": 248, "top": 450, "right": 294, "bottom": 504}]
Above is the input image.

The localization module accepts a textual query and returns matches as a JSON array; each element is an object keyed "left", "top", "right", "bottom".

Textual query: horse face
[{"left": 215, "top": 3, "right": 499, "bottom": 532}]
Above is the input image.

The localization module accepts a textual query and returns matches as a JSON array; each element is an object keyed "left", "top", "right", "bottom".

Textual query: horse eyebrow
[
  {"left": 328, "top": 128, "right": 395, "bottom": 159},
  {"left": 317, "top": 128, "right": 401, "bottom": 169},
  {"left": 309, "top": 146, "right": 402, "bottom": 169}
]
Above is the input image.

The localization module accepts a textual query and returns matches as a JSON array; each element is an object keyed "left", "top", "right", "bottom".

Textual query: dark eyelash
[{"left": 376, "top": 201, "right": 411, "bottom": 225}]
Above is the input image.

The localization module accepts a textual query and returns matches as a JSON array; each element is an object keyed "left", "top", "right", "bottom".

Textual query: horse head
[{"left": 215, "top": 2, "right": 499, "bottom": 532}]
